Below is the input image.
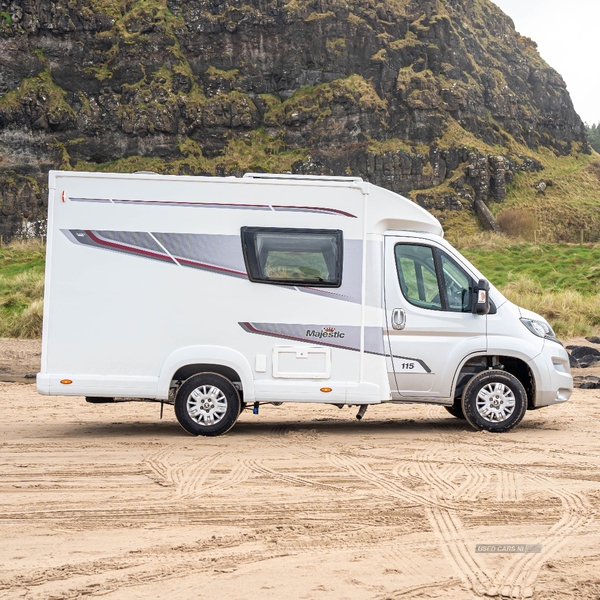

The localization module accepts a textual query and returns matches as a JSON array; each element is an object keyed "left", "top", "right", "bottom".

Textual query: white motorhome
[{"left": 38, "top": 171, "right": 572, "bottom": 436}]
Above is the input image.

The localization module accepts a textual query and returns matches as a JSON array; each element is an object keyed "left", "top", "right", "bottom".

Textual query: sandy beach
[{"left": 0, "top": 343, "right": 599, "bottom": 599}]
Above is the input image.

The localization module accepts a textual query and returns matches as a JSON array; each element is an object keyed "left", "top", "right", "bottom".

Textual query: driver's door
[{"left": 384, "top": 236, "right": 487, "bottom": 400}]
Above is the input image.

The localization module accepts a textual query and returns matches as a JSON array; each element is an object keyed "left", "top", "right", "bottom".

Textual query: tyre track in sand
[
  {"left": 143, "top": 447, "right": 254, "bottom": 498},
  {"left": 326, "top": 452, "right": 463, "bottom": 510},
  {"left": 177, "top": 453, "right": 224, "bottom": 499},
  {"left": 410, "top": 445, "right": 494, "bottom": 596},
  {"left": 4, "top": 549, "right": 293, "bottom": 600},
  {"left": 372, "top": 577, "right": 463, "bottom": 599},
  {"left": 245, "top": 458, "right": 346, "bottom": 492},
  {"left": 484, "top": 448, "right": 594, "bottom": 599},
  {"left": 496, "top": 469, "right": 523, "bottom": 502},
  {"left": 202, "top": 460, "right": 254, "bottom": 492},
  {"left": 142, "top": 444, "right": 183, "bottom": 488},
  {"left": 419, "top": 438, "right": 595, "bottom": 599}
]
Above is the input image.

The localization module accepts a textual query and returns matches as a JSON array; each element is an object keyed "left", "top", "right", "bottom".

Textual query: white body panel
[{"left": 38, "top": 171, "right": 572, "bottom": 413}]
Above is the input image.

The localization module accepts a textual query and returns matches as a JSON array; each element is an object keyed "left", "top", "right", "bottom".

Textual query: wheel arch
[
  {"left": 157, "top": 346, "right": 255, "bottom": 401},
  {"left": 452, "top": 353, "right": 536, "bottom": 410}
]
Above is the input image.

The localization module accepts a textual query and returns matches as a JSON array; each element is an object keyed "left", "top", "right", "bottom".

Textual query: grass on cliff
[
  {"left": 459, "top": 236, "right": 600, "bottom": 337},
  {"left": 460, "top": 240, "right": 600, "bottom": 294},
  {"left": 0, "top": 240, "right": 45, "bottom": 338},
  {"left": 1, "top": 237, "right": 599, "bottom": 340},
  {"left": 487, "top": 150, "right": 600, "bottom": 244}
]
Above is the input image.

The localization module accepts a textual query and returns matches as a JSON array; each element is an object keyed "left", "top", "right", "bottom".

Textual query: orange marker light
[
  {"left": 60, "top": 379, "right": 73, "bottom": 385},
  {"left": 320, "top": 387, "right": 332, "bottom": 393},
  {"left": 62, "top": 191, "right": 65, "bottom": 202}
]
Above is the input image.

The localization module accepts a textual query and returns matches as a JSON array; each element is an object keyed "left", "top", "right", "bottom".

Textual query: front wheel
[
  {"left": 461, "top": 370, "right": 527, "bottom": 433},
  {"left": 175, "top": 372, "right": 241, "bottom": 436}
]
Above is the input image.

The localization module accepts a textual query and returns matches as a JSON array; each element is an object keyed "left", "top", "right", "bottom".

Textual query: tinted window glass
[
  {"left": 440, "top": 253, "right": 473, "bottom": 312},
  {"left": 242, "top": 227, "right": 343, "bottom": 286},
  {"left": 394, "top": 244, "right": 442, "bottom": 310}
]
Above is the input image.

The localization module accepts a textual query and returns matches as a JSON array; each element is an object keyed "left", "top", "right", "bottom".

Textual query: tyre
[
  {"left": 444, "top": 404, "right": 465, "bottom": 419},
  {"left": 174, "top": 372, "right": 241, "bottom": 436},
  {"left": 461, "top": 370, "right": 527, "bottom": 433}
]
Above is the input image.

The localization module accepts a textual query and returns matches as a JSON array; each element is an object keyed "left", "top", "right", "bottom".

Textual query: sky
[{"left": 491, "top": 0, "right": 600, "bottom": 125}]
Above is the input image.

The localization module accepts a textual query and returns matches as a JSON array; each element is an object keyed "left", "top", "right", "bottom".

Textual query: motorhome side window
[
  {"left": 394, "top": 244, "right": 473, "bottom": 312},
  {"left": 241, "top": 227, "right": 343, "bottom": 287}
]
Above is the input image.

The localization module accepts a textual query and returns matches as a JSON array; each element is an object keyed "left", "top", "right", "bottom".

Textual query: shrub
[
  {"left": 0, "top": 240, "right": 45, "bottom": 338},
  {"left": 496, "top": 208, "right": 538, "bottom": 240},
  {"left": 500, "top": 275, "right": 600, "bottom": 338}
]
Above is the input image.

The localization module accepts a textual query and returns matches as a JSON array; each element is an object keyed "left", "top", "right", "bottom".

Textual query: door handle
[{"left": 391, "top": 308, "right": 406, "bottom": 330}]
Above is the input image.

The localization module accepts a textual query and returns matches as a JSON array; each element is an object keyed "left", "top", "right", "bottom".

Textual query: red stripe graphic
[
  {"left": 272, "top": 205, "right": 357, "bottom": 218},
  {"left": 112, "top": 199, "right": 271, "bottom": 210},
  {"left": 72, "top": 197, "right": 356, "bottom": 217},
  {"left": 85, "top": 231, "right": 174, "bottom": 263},
  {"left": 175, "top": 257, "right": 248, "bottom": 278}
]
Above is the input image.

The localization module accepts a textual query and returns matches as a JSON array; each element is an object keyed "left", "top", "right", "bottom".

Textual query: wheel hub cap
[
  {"left": 186, "top": 385, "right": 228, "bottom": 426},
  {"left": 475, "top": 383, "right": 516, "bottom": 423}
]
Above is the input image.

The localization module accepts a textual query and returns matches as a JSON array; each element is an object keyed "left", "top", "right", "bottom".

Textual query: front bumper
[{"left": 531, "top": 340, "right": 573, "bottom": 407}]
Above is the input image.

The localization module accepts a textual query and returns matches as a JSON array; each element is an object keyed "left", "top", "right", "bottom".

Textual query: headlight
[{"left": 520, "top": 317, "right": 556, "bottom": 339}]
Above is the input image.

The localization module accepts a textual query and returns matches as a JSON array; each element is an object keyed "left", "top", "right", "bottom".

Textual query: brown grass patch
[{"left": 496, "top": 208, "right": 538, "bottom": 240}]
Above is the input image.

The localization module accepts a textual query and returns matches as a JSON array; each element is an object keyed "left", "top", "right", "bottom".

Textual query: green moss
[
  {"left": 265, "top": 75, "right": 387, "bottom": 128},
  {"left": 89, "top": 0, "right": 188, "bottom": 84},
  {"left": 0, "top": 70, "right": 76, "bottom": 119},
  {"left": 87, "top": 63, "right": 114, "bottom": 81},
  {"left": 121, "top": 0, "right": 185, "bottom": 36},
  {"left": 172, "top": 60, "right": 194, "bottom": 80},
  {"left": 73, "top": 129, "right": 307, "bottom": 176},
  {"left": 438, "top": 117, "right": 504, "bottom": 154},
  {"left": 389, "top": 31, "right": 420, "bottom": 50},
  {"left": 205, "top": 66, "right": 240, "bottom": 81},
  {"left": 259, "top": 93, "right": 282, "bottom": 109},
  {"left": 177, "top": 137, "right": 203, "bottom": 158},
  {"left": 371, "top": 49, "right": 387, "bottom": 63},
  {"left": 304, "top": 11, "right": 334, "bottom": 22},
  {"left": 434, "top": 209, "right": 483, "bottom": 239},
  {"left": 50, "top": 141, "right": 73, "bottom": 170},
  {"left": 149, "top": 65, "right": 173, "bottom": 85},
  {"left": 73, "top": 155, "right": 167, "bottom": 174},
  {"left": 332, "top": 74, "right": 387, "bottom": 112},
  {"left": 88, "top": 0, "right": 124, "bottom": 21},
  {"left": 326, "top": 38, "right": 347, "bottom": 55},
  {"left": 367, "top": 137, "right": 410, "bottom": 153},
  {"left": 347, "top": 13, "right": 370, "bottom": 29},
  {"left": 32, "top": 48, "right": 46, "bottom": 60}
]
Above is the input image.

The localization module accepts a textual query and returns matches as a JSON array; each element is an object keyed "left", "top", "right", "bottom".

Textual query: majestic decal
[
  {"left": 239, "top": 322, "right": 431, "bottom": 372},
  {"left": 305, "top": 327, "right": 346, "bottom": 339}
]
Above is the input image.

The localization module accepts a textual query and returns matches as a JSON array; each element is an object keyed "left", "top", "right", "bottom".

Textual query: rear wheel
[
  {"left": 174, "top": 372, "right": 241, "bottom": 436},
  {"left": 461, "top": 370, "right": 527, "bottom": 433}
]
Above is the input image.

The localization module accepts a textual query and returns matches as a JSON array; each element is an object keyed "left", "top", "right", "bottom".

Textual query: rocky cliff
[{"left": 0, "top": 0, "right": 589, "bottom": 239}]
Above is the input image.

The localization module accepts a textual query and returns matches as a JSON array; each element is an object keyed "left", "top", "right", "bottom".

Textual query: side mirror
[{"left": 473, "top": 279, "right": 490, "bottom": 315}]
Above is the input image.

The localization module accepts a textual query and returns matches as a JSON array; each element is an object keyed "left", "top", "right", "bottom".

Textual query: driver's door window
[{"left": 394, "top": 244, "right": 473, "bottom": 312}]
